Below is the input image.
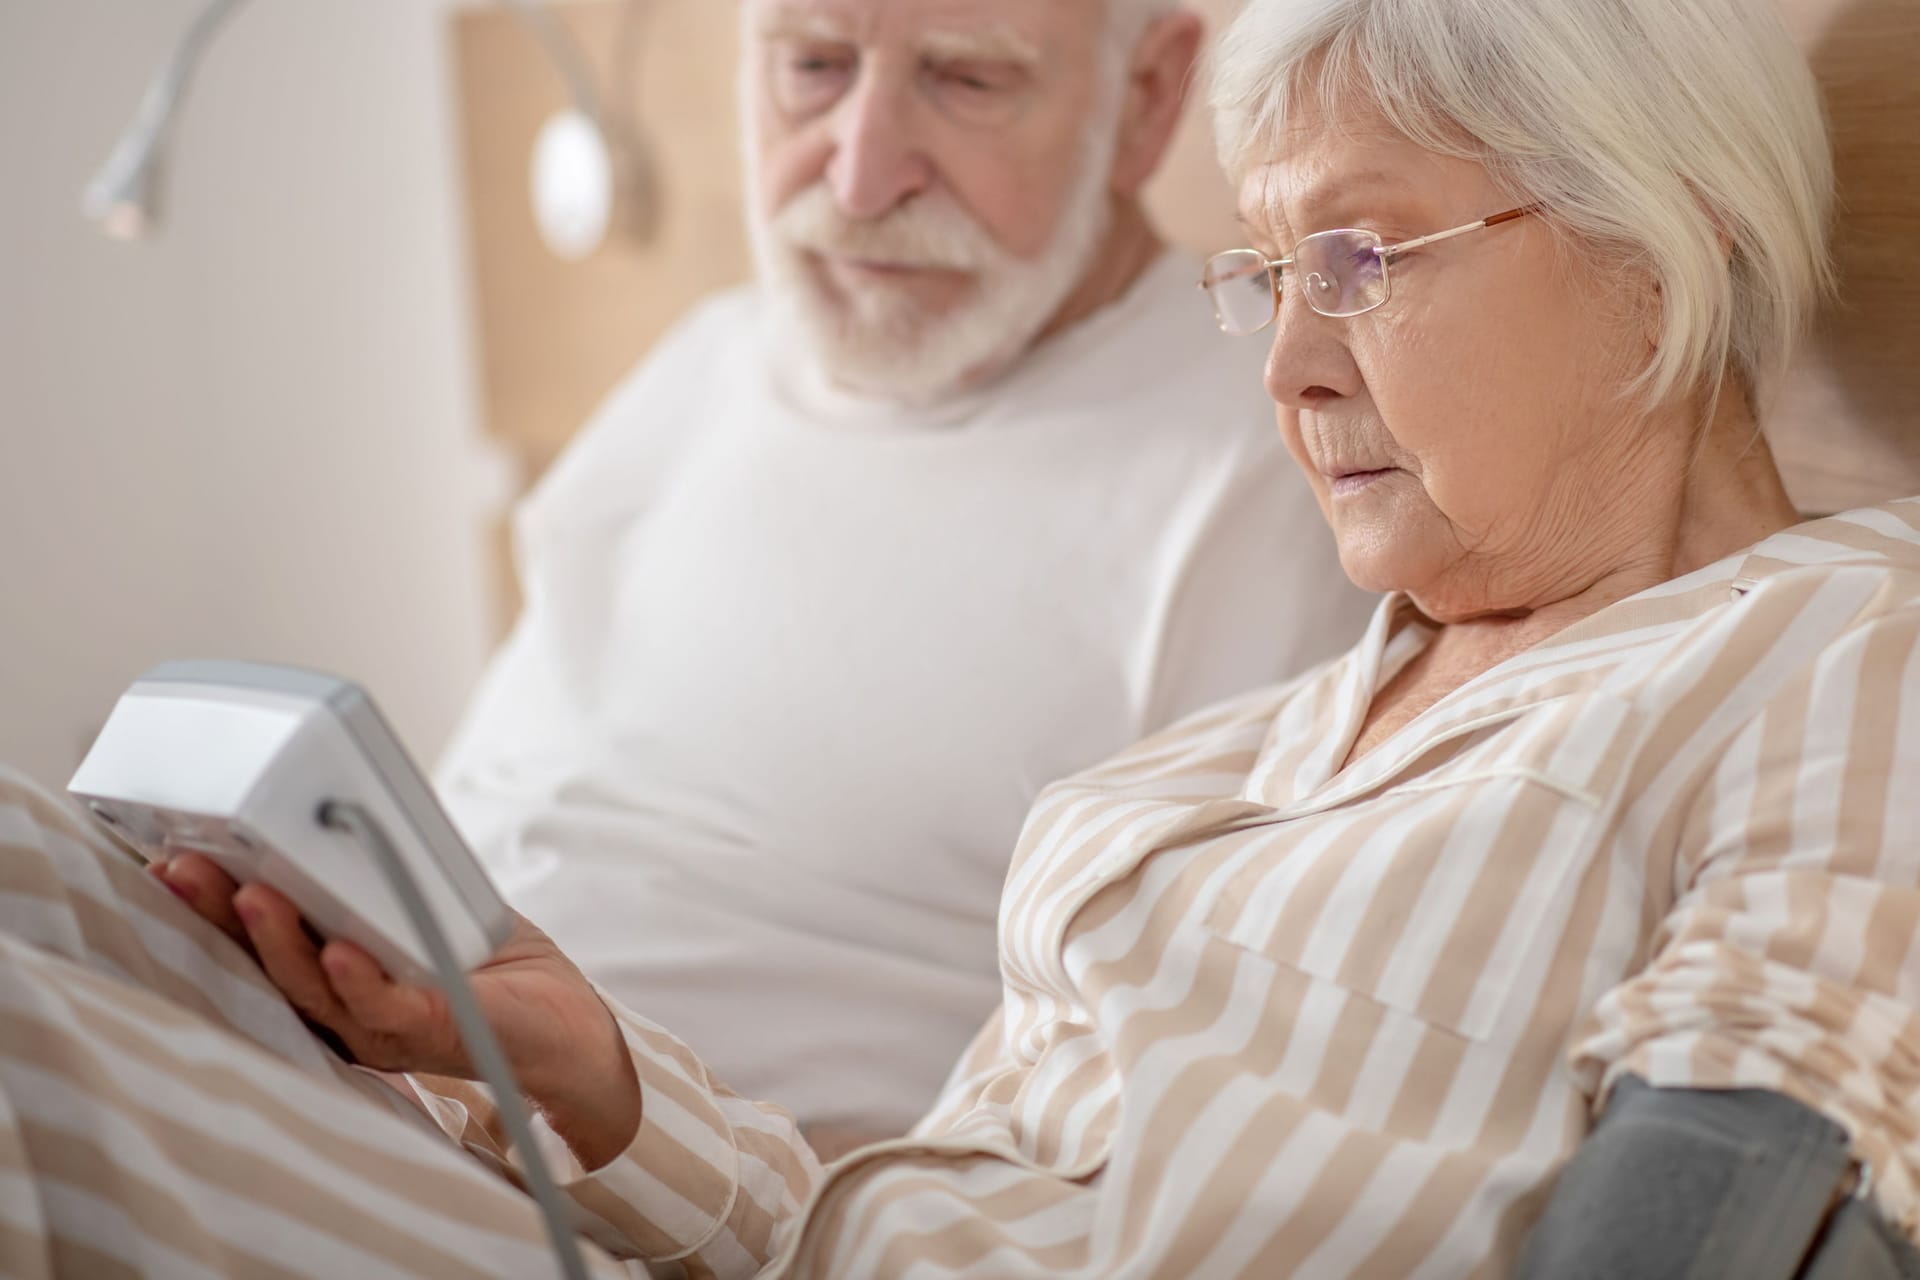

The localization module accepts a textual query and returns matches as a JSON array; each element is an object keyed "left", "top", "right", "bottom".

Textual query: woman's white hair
[{"left": 1211, "top": 0, "right": 1836, "bottom": 410}]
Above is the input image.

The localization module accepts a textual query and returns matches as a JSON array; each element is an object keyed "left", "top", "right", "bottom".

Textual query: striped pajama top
[{"left": 427, "top": 497, "right": 1920, "bottom": 1278}]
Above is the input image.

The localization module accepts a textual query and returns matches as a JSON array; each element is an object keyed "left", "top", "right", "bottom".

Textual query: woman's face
[{"left": 1240, "top": 100, "right": 1670, "bottom": 623}]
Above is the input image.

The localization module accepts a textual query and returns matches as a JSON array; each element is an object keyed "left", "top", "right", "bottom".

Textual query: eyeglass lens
[
  {"left": 1203, "top": 230, "right": 1390, "bottom": 334},
  {"left": 1201, "top": 250, "right": 1276, "bottom": 336}
]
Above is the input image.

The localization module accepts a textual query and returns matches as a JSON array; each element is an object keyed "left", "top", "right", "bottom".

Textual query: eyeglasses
[{"left": 1199, "top": 205, "right": 1540, "bottom": 335}]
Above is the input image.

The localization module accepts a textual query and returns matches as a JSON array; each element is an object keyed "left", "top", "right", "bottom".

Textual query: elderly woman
[{"left": 4, "top": 0, "right": 1919, "bottom": 1275}]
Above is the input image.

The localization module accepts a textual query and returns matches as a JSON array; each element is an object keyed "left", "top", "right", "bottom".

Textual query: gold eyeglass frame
[{"left": 1200, "top": 204, "right": 1542, "bottom": 334}]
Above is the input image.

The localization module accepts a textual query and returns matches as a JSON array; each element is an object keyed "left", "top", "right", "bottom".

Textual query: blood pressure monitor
[
  {"left": 69, "top": 660, "right": 513, "bottom": 987},
  {"left": 68, "top": 660, "right": 593, "bottom": 1278}
]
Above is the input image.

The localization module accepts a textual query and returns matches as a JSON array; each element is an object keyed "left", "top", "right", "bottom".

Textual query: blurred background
[
  {"left": 1, "top": 0, "right": 1914, "bottom": 787},
  {"left": 0, "top": 0, "right": 1245, "bottom": 787},
  {"left": 1, "top": 2, "right": 494, "bottom": 785}
]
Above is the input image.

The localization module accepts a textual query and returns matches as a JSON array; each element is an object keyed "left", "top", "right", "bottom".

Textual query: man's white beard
[{"left": 750, "top": 119, "right": 1120, "bottom": 406}]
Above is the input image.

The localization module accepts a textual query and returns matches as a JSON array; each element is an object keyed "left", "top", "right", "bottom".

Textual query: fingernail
[{"left": 235, "top": 900, "right": 260, "bottom": 926}]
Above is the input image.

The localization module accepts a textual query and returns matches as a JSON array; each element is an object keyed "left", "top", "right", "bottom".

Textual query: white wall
[{"left": 0, "top": 0, "right": 500, "bottom": 786}]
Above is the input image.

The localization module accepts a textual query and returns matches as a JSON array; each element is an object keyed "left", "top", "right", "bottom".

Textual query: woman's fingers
[
  {"left": 149, "top": 866, "right": 464, "bottom": 1074},
  {"left": 320, "top": 941, "right": 449, "bottom": 1051},
  {"left": 234, "top": 882, "right": 351, "bottom": 1032},
  {"left": 151, "top": 853, "right": 249, "bottom": 948},
  {"left": 149, "top": 879, "right": 578, "bottom": 1086}
]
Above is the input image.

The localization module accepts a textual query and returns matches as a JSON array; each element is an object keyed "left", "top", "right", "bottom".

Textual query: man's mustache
[{"left": 770, "top": 185, "right": 1000, "bottom": 274}]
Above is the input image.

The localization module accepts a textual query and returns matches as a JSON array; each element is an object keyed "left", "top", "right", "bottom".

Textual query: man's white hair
[
  {"left": 743, "top": 0, "right": 1187, "bottom": 404},
  {"left": 1210, "top": 0, "right": 1836, "bottom": 409}
]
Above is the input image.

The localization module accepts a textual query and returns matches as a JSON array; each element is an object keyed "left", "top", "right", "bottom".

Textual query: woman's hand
[{"left": 150, "top": 853, "right": 641, "bottom": 1168}]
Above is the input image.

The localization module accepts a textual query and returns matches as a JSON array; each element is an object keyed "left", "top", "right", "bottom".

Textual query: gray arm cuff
[{"left": 1515, "top": 1074, "right": 1916, "bottom": 1280}]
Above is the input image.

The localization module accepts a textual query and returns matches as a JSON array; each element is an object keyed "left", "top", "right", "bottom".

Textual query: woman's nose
[{"left": 1262, "top": 286, "right": 1363, "bottom": 410}]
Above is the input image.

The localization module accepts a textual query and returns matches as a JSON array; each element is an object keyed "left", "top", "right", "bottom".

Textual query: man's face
[{"left": 744, "top": 0, "right": 1120, "bottom": 402}]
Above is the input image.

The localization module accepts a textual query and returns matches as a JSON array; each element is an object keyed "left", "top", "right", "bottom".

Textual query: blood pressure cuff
[{"left": 1515, "top": 1074, "right": 1920, "bottom": 1279}]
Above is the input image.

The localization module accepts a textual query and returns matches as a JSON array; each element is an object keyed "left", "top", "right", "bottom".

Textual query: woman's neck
[
  {"left": 1672, "top": 389, "right": 1804, "bottom": 578},
  {"left": 1349, "top": 389, "right": 1803, "bottom": 766},
  {"left": 1435, "top": 387, "right": 1800, "bottom": 655}
]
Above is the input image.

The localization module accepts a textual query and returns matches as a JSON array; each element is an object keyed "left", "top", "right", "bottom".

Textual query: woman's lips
[{"left": 1329, "top": 467, "right": 1398, "bottom": 497}]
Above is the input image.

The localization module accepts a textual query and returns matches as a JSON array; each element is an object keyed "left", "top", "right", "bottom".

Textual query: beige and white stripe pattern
[
  {"left": 8, "top": 499, "right": 1920, "bottom": 1277},
  {"left": 0, "top": 769, "right": 636, "bottom": 1277}
]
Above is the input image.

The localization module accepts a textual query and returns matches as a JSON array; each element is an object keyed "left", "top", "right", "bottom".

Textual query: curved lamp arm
[
  {"left": 499, "top": 0, "right": 605, "bottom": 123},
  {"left": 82, "top": 0, "right": 250, "bottom": 240},
  {"left": 502, "top": 0, "right": 661, "bottom": 253},
  {"left": 82, "top": 0, "right": 658, "bottom": 254}
]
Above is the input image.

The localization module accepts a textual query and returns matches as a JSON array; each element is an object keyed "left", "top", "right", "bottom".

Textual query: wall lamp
[
  {"left": 82, "top": 0, "right": 656, "bottom": 259},
  {"left": 81, "top": 0, "right": 249, "bottom": 241}
]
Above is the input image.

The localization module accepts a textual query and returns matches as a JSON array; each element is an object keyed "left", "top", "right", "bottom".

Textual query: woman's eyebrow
[{"left": 1243, "top": 167, "right": 1418, "bottom": 233}]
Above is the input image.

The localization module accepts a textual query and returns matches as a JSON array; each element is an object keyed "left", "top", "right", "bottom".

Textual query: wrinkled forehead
[
  {"left": 1236, "top": 137, "right": 1418, "bottom": 233},
  {"left": 747, "top": 0, "right": 1101, "bottom": 62},
  {"left": 1233, "top": 104, "right": 1487, "bottom": 238}
]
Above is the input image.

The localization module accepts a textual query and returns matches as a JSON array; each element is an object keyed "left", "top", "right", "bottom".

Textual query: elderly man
[{"left": 434, "top": 0, "right": 1366, "bottom": 1145}]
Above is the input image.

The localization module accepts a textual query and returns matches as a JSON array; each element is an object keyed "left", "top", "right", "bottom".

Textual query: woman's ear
[
  {"left": 1642, "top": 215, "right": 1736, "bottom": 354},
  {"left": 1107, "top": 12, "right": 1205, "bottom": 198}
]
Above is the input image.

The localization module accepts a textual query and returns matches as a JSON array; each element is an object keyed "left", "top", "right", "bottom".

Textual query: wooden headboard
[
  {"left": 1773, "top": 0, "right": 1920, "bottom": 514},
  {"left": 450, "top": 0, "right": 1920, "bottom": 617}
]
